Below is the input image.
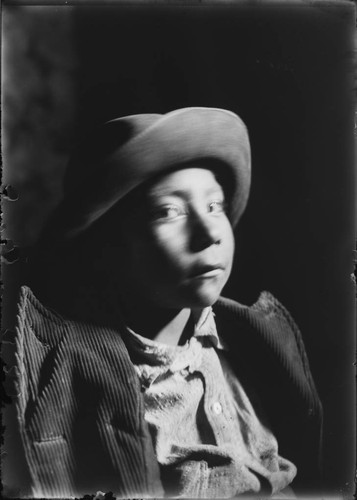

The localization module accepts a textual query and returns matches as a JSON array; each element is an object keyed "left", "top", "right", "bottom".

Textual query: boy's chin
[
  {"left": 149, "top": 280, "right": 228, "bottom": 310},
  {"left": 189, "top": 280, "right": 227, "bottom": 307},
  {"left": 173, "top": 285, "right": 224, "bottom": 309}
]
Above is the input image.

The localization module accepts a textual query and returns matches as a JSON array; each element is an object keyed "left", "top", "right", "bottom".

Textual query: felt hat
[{"left": 42, "top": 107, "right": 251, "bottom": 243}]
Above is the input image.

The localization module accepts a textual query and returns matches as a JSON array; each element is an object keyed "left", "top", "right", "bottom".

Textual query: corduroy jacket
[{"left": 13, "top": 286, "right": 323, "bottom": 498}]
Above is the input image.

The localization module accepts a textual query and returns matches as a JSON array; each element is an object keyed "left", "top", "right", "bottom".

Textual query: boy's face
[{"left": 116, "top": 167, "right": 235, "bottom": 309}]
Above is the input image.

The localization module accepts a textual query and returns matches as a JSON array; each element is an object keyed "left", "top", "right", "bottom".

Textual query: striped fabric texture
[{"left": 14, "top": 286, "right": 322, "bottom": 497}]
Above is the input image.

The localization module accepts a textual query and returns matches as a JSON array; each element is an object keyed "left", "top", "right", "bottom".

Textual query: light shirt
[{"left": 123, "top": 308, "right": 297, "bottom": 498}]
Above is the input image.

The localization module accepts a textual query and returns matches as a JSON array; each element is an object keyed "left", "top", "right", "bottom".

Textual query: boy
[{"left": 14, "top": 108, "right": 322, "bottom": 498}]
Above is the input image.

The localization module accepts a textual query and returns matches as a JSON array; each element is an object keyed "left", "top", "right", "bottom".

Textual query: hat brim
[{"left": 45, "top": 107, "right": 251, "bottom": 242}]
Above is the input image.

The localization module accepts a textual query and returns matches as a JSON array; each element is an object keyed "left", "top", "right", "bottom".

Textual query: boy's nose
[{"left": 190, "top": 213, "right": 221, "bottom": 252}]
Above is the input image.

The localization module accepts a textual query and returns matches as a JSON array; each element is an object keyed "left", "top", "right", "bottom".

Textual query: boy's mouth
[{"left": 188, "top": 264, "right": 225, "bottom": 279}]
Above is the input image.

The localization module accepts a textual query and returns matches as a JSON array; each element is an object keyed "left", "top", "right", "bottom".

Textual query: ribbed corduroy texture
[
  {"left": 15, "top": 286, "right": 163, "bottom": 498},
  {"left": 14, "top": 286, "right": 322, "bottom": 497}
]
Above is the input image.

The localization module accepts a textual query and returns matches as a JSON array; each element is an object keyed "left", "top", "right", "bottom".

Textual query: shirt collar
[{"left": 123, "top": 307, "right": 226, "bottom": 366}]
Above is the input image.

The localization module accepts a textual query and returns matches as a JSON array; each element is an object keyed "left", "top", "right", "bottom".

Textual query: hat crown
[{"left": 64, "top": 113, "right": 162, "bottom": 191}]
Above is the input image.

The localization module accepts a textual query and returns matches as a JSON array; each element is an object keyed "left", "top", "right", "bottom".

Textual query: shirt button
[{"left": 212, "top": 402, "right": 222, "bottom": 415}]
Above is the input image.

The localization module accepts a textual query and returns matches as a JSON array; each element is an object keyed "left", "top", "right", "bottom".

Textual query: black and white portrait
[{"left": 2, "top": 1, "right": 355, "bottom": 499}]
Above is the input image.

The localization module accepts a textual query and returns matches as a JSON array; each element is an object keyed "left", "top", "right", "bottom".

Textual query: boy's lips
[{"left": 188, "top": 264, "right": 225, "bottom": 279}]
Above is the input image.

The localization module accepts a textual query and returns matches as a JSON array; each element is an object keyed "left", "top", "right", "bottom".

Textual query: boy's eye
[
  {"left": 208, "top": 200, "right": 226, "bottom": 214},
  {"left": 151, "top": 204, "right": 186, "bottom": 221}
]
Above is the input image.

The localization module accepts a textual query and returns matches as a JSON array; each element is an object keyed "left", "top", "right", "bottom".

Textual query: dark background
[{"left": 2, "top": 1, "right": 355, "bottom": 497}]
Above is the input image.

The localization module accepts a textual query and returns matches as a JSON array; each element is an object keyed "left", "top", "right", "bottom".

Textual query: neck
[
  {"left": 151, "top": 308, "right": 192, "bottom": 346},
  {"left": 118, "top": 297, "right": 193, "bottom": 346}
]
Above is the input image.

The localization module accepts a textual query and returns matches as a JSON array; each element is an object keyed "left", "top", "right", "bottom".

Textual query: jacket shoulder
[
  {"left": 16, "top": 285, "right": 67, "bottom": 347},
  {"left": 15, "top": 285, "right": 140, "bottom": 412},
  {"left": 216, "top": 291, "right": 308, "bottom": 363},
  {"left": 216, "top": 291, "right": 299, "bottom": 328},
  {"left": 15, "top": 286, "right": 68, "bottom": 408},
  {"left": 214, "top": 292, "right": 322, "bottom": 416}
]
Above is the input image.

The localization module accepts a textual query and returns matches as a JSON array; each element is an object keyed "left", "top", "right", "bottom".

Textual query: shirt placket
[{"left": 199, "top": 346, "right": 235, "bottom": 446}]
